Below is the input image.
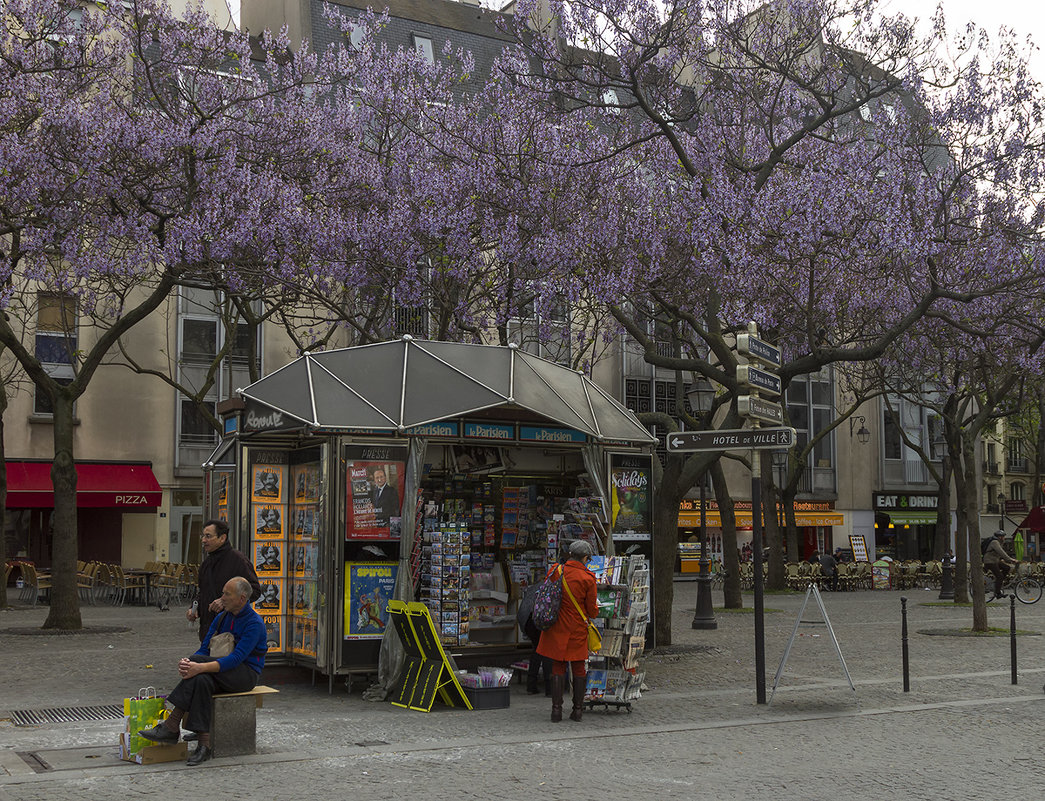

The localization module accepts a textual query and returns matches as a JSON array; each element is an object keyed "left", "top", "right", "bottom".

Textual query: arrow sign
[
  {"left": 666, "top": 427, "right": 797, "bottom": 452},
  {"left": 738, "top": 395, "right": 783, "bottom": 425},
  {"left": 737, "top": 364, "right": 781, "bottom": 397},
  {"left": 737, "top": 334, "right": 781, "bottom": 368}
]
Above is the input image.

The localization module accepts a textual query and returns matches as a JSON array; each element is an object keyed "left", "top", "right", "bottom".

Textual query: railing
[
  {"left": 983, "top": 460, "right": 1000, "bottom": 475},
  {"left": 1007, "top": 457, "right": 1029, "bottom": 473}
]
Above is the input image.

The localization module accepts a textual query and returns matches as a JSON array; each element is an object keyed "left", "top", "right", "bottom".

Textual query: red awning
[
  {"left": 5, "top": 461, "right": 162, "bottom": 509},
  {"left": 1017, "top": 506, "right": 1045, "bottom": 533}
]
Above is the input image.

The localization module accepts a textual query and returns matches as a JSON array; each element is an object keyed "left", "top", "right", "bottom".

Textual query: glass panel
[
  {"left": 810, "top": 378, "right": 832, "bottom": 406},
  {"left": 180, "top": 399, "right": 218, "bottom": 445},
  {"left": 35, "top": 333, "right": 76, "bottom": 364},
  {"left": 37, "top": 293, "right": 76, "bottom": 331},
  {"left": 229, "top": 322, "right": 259, "bottom": 362},
  {"left": 182, "top": 319, "right": 218, "bottom": 362},
  {"left": 812, "top": 409, "right": 833, "bottom": 466},
  {"left": 788, "top": 403, "right": 809, "bottom": 435},
  {"left": 883, "top": 411, "right": 901, "bottom": 459},
  {"left": 787, "top": 380, "right": 807, "bottom": 404}
]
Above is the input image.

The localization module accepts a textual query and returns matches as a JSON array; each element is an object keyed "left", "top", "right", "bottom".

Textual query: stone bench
[{"left": 211, "top": 685, "right": 279, "bottom": 757}]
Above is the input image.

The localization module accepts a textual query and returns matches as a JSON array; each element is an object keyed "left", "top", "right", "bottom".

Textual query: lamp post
[
  {"left": 998, "top": 492, "right": 1006, "bottom": 533},
  {"left": 688, "top": 379, "right": 717, "bottom": 630},
  {"left": 933, "top": 434, "right": 954, "bottom": 599}
]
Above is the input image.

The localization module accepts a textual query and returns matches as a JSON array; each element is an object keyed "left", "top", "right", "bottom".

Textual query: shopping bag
[{"left": 123, "top": 687, "right": 167, "bottom": 756}]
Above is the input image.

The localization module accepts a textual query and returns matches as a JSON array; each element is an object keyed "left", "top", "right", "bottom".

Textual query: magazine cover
[
  {"left": 345, "top": 445, "right": 407, "bottom": 540},
  {"left": 292, "top": 462, "right": 320, "bottom": 502},
  {"left": 257, "top": 578, "right": 284, "bottom": 613},
  {"left": 253, "top": 504, "right": 286, "bottom": 540},
  {"left": 292, "top": 506, "right": 317, "bottom": 540},
  {"left": 261, "top": 615, "right": 283, "bottom": 652},
  {"left": 254, "top": 543, "right": 284, "bottom": 575},
  {"left": 251, "top": 465, "right": 286, "bottom": 504},
  {"left": 608, "top": 453, "right": 653, "bottom": 537},
  {"left": 343, "top": 562, "right": 398, "bottom": 639}
]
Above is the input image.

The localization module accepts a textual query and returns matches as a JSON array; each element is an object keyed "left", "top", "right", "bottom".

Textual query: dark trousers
[
  {"left": 527, "top": 651, "right": 552, "bottom": 689},
  {"left": 167, "top": 656, "right": 259, "bottom": 733},
  {"left": 986, "top": 563, "right": 1010, "bottom": 596}
]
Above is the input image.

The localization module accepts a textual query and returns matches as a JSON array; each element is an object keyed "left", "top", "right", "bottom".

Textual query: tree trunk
[
  {"left": 933, "top": 458, "right": 951, "bottom": 559},
  {"left": 951, "top": 446, "right": 969, "bottom": 603},
  {"left": 42, "top": 393, "right": 82, "bottom": 630},
  {"left": 0, "top": 379, "right": 7, "bottom": 610},
  {"left": 961, "top": 436, "right": 987, "bottom": 631},
  {"left": 651, "top": 458, "right": 683, "bottom": 647},
  {"left": 712, "top": 461, "right": 741, "bottom": 608}
]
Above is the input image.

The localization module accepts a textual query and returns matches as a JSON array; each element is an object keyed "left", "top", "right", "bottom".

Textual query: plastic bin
[{"left": 463, "top": 686, "right": 510, "bottom": 710}]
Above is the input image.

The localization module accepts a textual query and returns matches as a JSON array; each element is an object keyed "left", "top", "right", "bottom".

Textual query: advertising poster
[
  {"left": 344, "top": 562, "right": 399, "bottom": 639},
  {"left": 290, "top": 617, "right": 317, "bottom": 655},
  {"left": 255, "top": 543, "right": 283, "bottom": 575},
  {"left": 291, "top": 580, "right": 317, "bottom": 616},
  {"left": 608, "top": 453, "right": 653, "bottom": 537},
  {"left": 251, "top": 465, "right": 286, "bottom": 504},
  {"left": 345, "top": 445, "right": 407, "bottom": 540},
  {"left": 291, "top": 542, "right": 319, "bottom": 578},
  {"left": 254, "top": 504, "right": 286, "bottom": 540},
  {"left": 257, "top": 578, "right": 284, "bottom": 613}
]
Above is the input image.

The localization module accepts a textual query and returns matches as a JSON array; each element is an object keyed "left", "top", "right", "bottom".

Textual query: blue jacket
[{"left": 196, "top": 604, "right": 267, "bottom": 674}]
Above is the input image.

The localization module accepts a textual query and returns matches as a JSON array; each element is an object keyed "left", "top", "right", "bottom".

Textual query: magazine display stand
[{"left": 584, "top": 554, "right": 650, "bottom": 713}]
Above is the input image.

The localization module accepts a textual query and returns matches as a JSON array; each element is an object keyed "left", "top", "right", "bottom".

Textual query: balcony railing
[
  {"left": 983, "top": 460, "right": 1000, "bottom": 475},
  {"left": 1007, "top": 457, "right": 1029, "bottom": 473}
]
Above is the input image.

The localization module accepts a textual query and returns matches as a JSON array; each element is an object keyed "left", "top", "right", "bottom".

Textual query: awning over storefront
[
  {"left": 238, "top": 338, "right": 656, "bottom": 444},
  {"left": 5, "top": 461, "right": 162, "bottom": 508},
  {"left": 678, "top": 511, "right": 845, "bottom": 528},
  {"left": 1017, "top": 506, "right": 1045, "bottom": 533}
]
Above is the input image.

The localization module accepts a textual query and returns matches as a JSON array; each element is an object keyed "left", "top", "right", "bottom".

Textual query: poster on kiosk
[{"left": 345, "top": 445, "right": 407, "bottom": 540}]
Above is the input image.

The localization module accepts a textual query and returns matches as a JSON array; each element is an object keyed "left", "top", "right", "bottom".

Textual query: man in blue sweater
[{"left": 139, "top": 576, "right": 267, "bottom": 766}]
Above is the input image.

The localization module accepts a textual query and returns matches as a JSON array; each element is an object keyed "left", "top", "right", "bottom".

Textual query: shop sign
[
  {"left": 519, "top": 426, "right": 586, "bottom": 443},
  {"left": 407, "top": 421, "right": 459, "bottom": 437},
  {"left": 608, "top": 453, "right": 653, "bottom": 539},
  {"left": 872, "top": 492, "right": 938, "bottom": 511},
  {"left": 463, "top": 422, "right": 515, "bottom": 440},
  {"left": 242, "top": 402, "right": 300, "bottom": 432},
  {"left": 345, "top": 444, "right": 408, "bottom": 540}
]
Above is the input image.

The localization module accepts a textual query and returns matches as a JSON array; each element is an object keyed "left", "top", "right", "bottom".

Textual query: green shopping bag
[{"left": 123, "top": 687, "right": 167, "bottom": 755}]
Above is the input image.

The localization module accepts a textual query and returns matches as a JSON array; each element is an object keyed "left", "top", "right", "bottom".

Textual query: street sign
[
  {"left": 737, "top": 364, "right": 781, "bottom": 397},
  {"left": 666, "top": 427, "right": 796, "bottom": 452},
  {"left": 738, "top": 395, "right": 783, "bottom": 425},
  {"left": 737, "top": 334, "right": 781, "bottom": 368}
]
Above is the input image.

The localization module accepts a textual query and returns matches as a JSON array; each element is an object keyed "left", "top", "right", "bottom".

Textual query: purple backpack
[{"left": 530, "top": 565, "right": 563, "bottom": 631}]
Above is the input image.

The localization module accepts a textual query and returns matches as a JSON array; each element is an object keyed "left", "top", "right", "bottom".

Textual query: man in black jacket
[{"left": 186, "top": 519, "right": 262, "bottom": 641}]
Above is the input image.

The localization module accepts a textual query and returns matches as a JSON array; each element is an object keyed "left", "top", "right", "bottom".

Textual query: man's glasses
[{"left": 201, "top": 533, "right": 218, "bottom": 540}]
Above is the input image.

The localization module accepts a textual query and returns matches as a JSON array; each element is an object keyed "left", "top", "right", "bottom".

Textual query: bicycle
[{"left": 971, "top": 563, "right": 1043, "bottom": 605}]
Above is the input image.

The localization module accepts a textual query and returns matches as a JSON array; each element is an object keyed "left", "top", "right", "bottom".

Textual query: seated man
[{"left": 139, "top": 577, "right": 267, "bottom": 766}]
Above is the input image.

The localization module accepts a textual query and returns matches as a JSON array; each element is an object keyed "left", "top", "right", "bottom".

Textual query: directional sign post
[
  {"left": 666, "top": 427, "right": 796, "bottom": 452},
  {"left": 737, "top": 364, "right": 782, "bottom": 397},
  {"left": 737, "top": 333, "right": 781, "bottom": 368},
  {"left": 738, "top": 395, "right": 784, "bottom": 425}
]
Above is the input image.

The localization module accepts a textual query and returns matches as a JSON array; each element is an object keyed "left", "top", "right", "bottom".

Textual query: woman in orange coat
[{"left": 537, "top": 540, "right": 598, "bottom": 722}]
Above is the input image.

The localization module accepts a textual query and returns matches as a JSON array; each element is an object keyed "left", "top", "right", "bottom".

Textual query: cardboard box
[{"left": 119, "top": 736, "right": 188, "bottom": 765}]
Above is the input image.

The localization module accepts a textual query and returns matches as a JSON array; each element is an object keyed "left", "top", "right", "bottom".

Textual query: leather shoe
[
  {"left": 186, "top": 744, "right": 213, "bottom": 766},
  {"left": 138, "top": 723, "right": 178, "bottom": 744},
  {"left": 182, "top": 732, "right": 198, "bottom": 742}
]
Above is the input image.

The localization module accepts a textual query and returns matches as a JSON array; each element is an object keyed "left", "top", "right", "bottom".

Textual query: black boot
[
  {"left": 569, "top": 676, "right": 586, "bottom": 721},
  {"left": 550, "top": 674, "right": 564, "bottom": 722}
]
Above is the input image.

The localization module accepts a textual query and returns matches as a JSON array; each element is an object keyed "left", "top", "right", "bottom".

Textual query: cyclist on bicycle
[{"left": 983, "top": 530, "right": 1018, "bottom": 601}]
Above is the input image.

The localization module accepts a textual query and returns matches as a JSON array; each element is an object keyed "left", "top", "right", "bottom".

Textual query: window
[
  {"left": 33, "top": 293, "right": 77, "bottom": 416},
  {"left": 181, "top": 318, "right": 218, "bottom": 363},
  {"left": 784, "top": 370, "right": 836, "bottom": 492},
  {"left": 411, "top": 33, "right": 434, "bottom": 64},
  {"left": 180, "top": 399, "right": 218, "bottom": 446},
  {"left": 1010, "top": 483, "right": 1025, "bottom": 502},
  {"left": 507, "top": 284, "right": 570, "bottom": 364}
]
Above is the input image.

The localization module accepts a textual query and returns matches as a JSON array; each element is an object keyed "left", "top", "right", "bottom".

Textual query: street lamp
[
  {"left": 998, "top": 492, "right": 1006, "bottom": 532},
  {"left": 933, "top": 434, "right": 954, "bottom": 600},
  {"left": 848, "top": 415, "right": 870, "bottom": 445},
  {"left": 687, "top": 379, "right": 718, "bottom": 630}
]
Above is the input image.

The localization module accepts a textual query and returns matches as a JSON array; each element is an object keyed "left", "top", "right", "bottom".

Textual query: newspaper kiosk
[{"left": 203, "top": 337, "right": 656, "bottom": 692}]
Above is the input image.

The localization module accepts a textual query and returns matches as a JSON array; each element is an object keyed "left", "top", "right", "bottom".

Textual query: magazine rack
[{"left": 583, "top": 555, "right": 650, "bottom": 713}]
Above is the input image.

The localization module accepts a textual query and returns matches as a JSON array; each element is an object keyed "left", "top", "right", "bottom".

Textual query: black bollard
[
  {"left": 938, "top": 560, "right": 954, "bottom": 600},
  {"left": 1011, "top": 595, "right": 1018, "bottom": 685},
  {"left": 901, "top": 596, "right": 910, "bottom": 693}
]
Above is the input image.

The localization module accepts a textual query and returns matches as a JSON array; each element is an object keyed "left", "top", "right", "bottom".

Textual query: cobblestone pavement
[{"left": 2, "top": 583, "right": 1044, "bottom": 800}]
